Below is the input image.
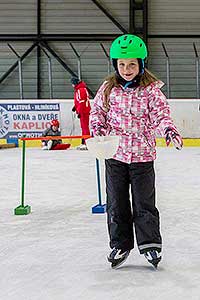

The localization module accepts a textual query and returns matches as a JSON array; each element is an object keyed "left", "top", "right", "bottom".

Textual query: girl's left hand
[{"left": 165, "top": 128, "right": 183, "bottom": 150}]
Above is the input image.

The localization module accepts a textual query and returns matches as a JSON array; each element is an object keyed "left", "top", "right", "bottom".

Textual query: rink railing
[{"left": 14, "top": 135, "right": 106, "bottom": 215}]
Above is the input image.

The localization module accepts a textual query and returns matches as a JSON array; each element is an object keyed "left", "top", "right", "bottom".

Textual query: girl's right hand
[{"left": 94, "top": 126, "right": 106, "bottom": 136}]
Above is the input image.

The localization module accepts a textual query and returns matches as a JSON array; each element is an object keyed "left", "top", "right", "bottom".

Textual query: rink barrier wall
[
  {"left": 18, "top": 138, "right": 200, "bottom": 148},
  {"left": 0, "top": 99, "right": 200, "bottom": 147},
  {"left": 2, "top": 137, "right": 200, "bottom": 148}
]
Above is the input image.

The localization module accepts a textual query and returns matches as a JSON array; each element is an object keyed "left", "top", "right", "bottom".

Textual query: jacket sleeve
[
  {"left": 89, "top": 82, "right": 111, "bottom": 136},
  {"left": 79, "top": 87, "right": 88, "bottom": 100},
  {"left": 148, "top": 86, "right": 178, "bottom": 136},
  {"left": 41, "top": 128, "right": 50, "bottom": 143},
  {"left": 76, "top": 87, "right": 90, "bottom": 114}
]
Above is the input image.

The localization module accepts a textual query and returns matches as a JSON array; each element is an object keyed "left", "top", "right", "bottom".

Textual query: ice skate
[
  {"left": 76, "top": 144, "right": 88, "bottom": 150},
  {"left": 107, "top": 248, "right": 130, "bottom": 269},
  {"left": 47, "top": 140, "right": 53, "bottom": 150},
  {"left": 144, "top": 250, "right": 161, "bottom": 269},
  {"left": 42, "top": 145, "right": 48, "bottom": 150}
]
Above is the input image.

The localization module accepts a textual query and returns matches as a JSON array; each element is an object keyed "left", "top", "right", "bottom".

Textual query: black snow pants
[{"left": 105, "top": 159, "right": 162, "bottom": 254}]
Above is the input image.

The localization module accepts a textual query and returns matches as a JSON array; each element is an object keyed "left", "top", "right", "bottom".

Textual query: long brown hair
[{"left": 103, "top": 68, "right": 159, "bottom": 111}]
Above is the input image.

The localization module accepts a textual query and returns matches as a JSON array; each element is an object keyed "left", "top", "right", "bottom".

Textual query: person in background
[
  {"left": 90, "top": 34, "right": 183, "bottom": 269},
  {"left": 42, "top": 119, "right": 70, "bottom": 150},
  {"left": 71, "top": 77, "right": 91, "bottom": 150}
]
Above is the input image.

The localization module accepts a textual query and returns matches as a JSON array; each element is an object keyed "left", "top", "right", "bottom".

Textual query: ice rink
[{"left": 0, "top": 146, "right": 199, "bottom": 300}]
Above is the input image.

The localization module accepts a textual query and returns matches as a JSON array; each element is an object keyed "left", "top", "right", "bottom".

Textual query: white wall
[
  {"left": 62, "top": 99, "right": 200, "bottom": 138},
  {"left": 0, "top": 99, "right": 199, "bottom": 139},
  {"left": 168, "top": 99, "right": 200, "bottom": 138}
]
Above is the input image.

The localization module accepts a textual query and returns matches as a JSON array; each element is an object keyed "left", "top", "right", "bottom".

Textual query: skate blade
[
  {"left": 149, "top": 258, "right": 161, "bottom": 269},
  {"left": 76, "top": 147, "right": 88, "bottom": 151},
  {"left": 110, "top": 252, "right": 130, "bottom": 269}
]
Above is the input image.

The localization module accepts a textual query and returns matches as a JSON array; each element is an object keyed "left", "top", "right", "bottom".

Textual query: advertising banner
[{"left": 0, "top": 102, "right": 60, "bottom": 139}]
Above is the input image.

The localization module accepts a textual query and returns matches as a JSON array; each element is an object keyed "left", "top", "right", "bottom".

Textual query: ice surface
[{"left": 0, "top": 147, "right": 200, "bottom": 300}]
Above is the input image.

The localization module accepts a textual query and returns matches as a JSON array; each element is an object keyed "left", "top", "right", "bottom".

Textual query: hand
[
  {"left": 72, "top": 111, "right": 76, "bottom": 119},
  {"left": 165, "top": 128, "right": 183, "bottom": 150},
  {"left": 95, "top": 129, "right": 106, "bottom": 136},
  {"left": 72, "top": 106, "right": 76, "bottom": 112},
  {"left": 77, "top": 114, "right": 80, "bottom": 118}
]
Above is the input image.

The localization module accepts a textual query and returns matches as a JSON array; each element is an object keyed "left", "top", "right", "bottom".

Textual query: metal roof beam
[
  {"left": 0, "top": 42, "right": 38, "bottom": 84},
  {"left": 40, "top": 41, "right": 95, "bottom": 97},
  {"left": 0, "top": 34, "right": 121, "bottom": 41},
  {"left": 90, "top": 0, "right": 127, "bottom": 34}
]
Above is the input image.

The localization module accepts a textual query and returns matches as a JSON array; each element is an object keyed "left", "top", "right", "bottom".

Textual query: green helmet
[{"left": 110, "top": 34, "right": 147, "bottom": 59}]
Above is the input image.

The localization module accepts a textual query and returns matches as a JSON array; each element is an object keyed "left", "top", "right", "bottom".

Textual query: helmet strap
[
  {"left": 115, "top": 72, "right": 140, "bottom": 88},
  {"left": 139, "top": 59, "right": 145, "bottom": 74}
]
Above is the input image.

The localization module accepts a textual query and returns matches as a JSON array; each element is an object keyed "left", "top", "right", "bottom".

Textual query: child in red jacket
[{"left": 71, "top": 77, "right": 91, "bottom": 150}]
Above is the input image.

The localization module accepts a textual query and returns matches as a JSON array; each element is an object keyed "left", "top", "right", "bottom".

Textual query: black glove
[
  {"left": 72, "top": 106, "right": 76, "bottom": 112},
  {"left": 77, "top": 114, "right": 80, "bottom": 119}
]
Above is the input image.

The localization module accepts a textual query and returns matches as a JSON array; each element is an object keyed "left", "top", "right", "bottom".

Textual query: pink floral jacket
[{"left": 90, "top": 80, "right": 178, "bottom": 163}]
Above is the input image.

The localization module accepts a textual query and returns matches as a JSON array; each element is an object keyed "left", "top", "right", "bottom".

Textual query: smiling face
[{"left": 117, "top": 58, "right": 139, "bottom": 81}]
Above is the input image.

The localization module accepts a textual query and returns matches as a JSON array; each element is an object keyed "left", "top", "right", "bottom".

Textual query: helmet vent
[{"left": 110, "top": 34, "right": 147, "bottom": 59}]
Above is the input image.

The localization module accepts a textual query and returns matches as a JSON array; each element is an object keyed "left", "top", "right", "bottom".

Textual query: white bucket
[{"left": 86, "top": 136, "right": 120, "bottom": 159}]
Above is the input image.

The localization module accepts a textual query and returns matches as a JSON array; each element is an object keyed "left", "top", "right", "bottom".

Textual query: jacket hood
[
  {"left": 149, "top": 80, "right": 165, "bottom": 89},
  {"left": 74, "top": 81, "right": 87, "bottom": 90}
]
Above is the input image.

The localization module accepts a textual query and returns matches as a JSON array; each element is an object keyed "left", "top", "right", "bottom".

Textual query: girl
[{"left": 90, "top": 34, "right": 182, "bottom": 269}]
